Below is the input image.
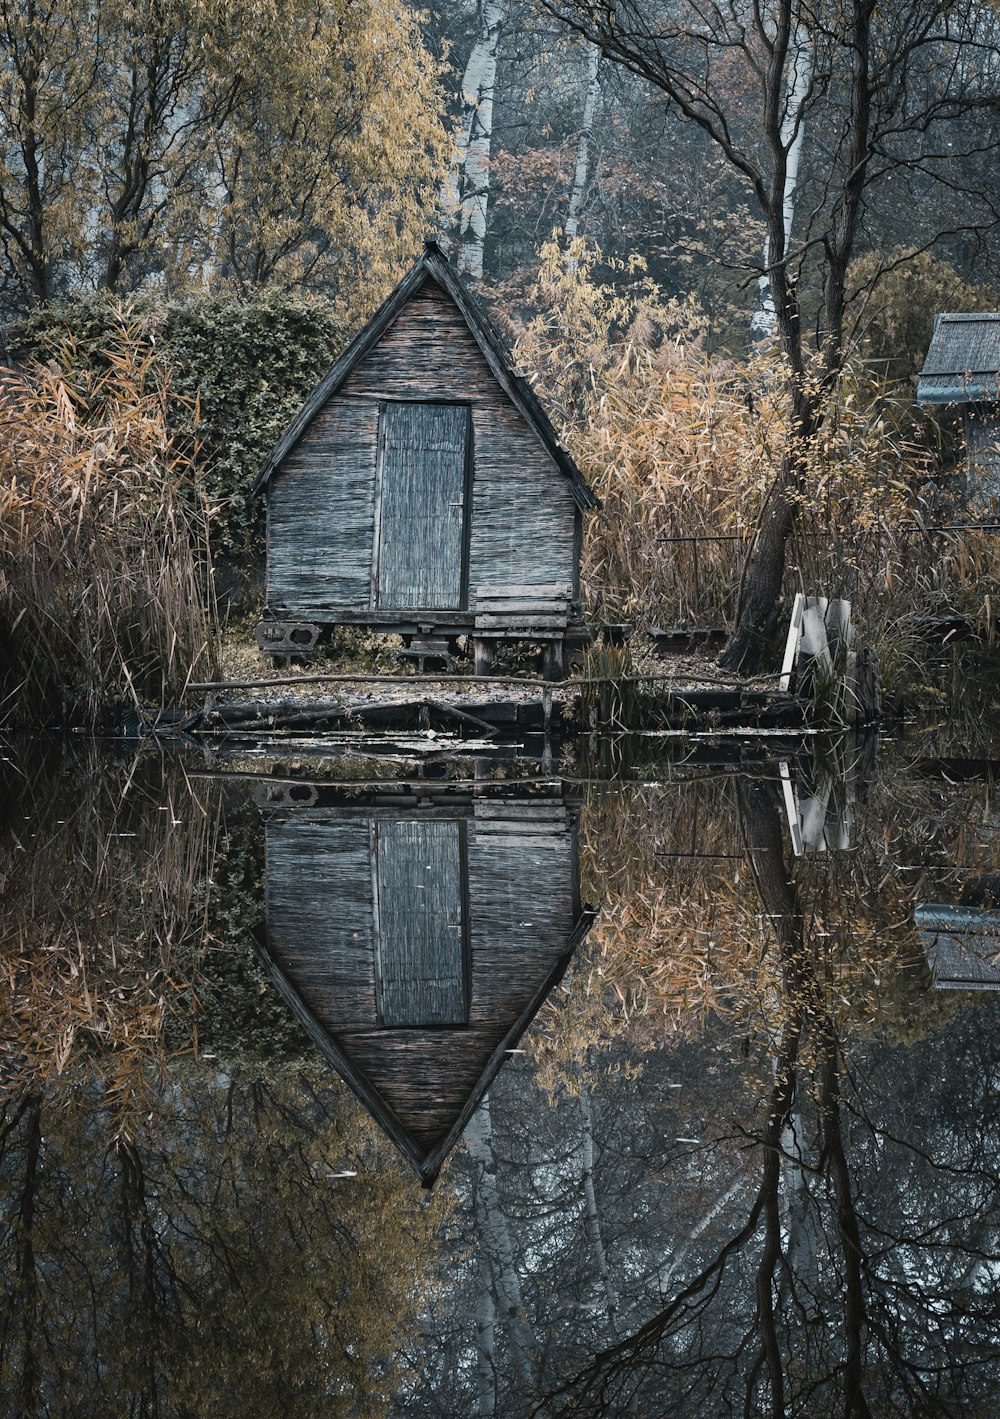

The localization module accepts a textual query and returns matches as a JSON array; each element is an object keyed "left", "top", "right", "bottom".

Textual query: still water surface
[{"left": 3, "top": 731, "right": 1000, "bottom": 1417}]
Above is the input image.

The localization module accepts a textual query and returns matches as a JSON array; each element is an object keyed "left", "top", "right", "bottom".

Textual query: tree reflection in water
[
  {"left": 534, "top": 769, "right": 1000, "bottom": 1418},
  {"left": 0, "top": 1076, "right": 446, "bottom": 1418},
  {"left": 0, "top": 746, "right": 445, "bottom": 1419},
  {"left": 4, "top": 743, "right": 1000, "bottom": 1417}
]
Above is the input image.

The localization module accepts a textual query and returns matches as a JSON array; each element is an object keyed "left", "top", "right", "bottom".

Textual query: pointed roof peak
[
  {"left": 251, "top": 911, "right": 595, "bottom": 1187},
  {"left": 250, "top": 243, "right": 597, "bottom": 509}
]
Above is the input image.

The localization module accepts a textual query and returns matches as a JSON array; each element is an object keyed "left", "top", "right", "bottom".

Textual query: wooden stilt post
[
  {"left": 543, "top": 637, "right": 565, "bottom": 682},
  {"left": 474, "top": 637, "right": 493, "bottom": 676}
]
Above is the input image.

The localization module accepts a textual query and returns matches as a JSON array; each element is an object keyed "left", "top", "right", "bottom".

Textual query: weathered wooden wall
[
  {"left": 965, "top": 409, "right": 1000, "bottom": 503},
  {"left": 265, "top": 819, "right": 376, "bottom": 1023},
  {"left": 467, "top": 803, "right": 576, "bottom": 1022},
  {"left": 266, "top": 277, "right": 580, "bottom": 617},
  {"left": 263, "top": 800, "right": 578, "bottom": 1155},
  {"left": 267, "top": 398, "right": 378, "bottom": 614}
]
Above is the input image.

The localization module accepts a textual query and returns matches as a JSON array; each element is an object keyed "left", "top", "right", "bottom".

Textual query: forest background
[
  {"left": 2, "top": 0, "right": 1000, "bottom": 720},
  {"left": 4, "top": 7, "right": 1000, "bottom": 1406}
]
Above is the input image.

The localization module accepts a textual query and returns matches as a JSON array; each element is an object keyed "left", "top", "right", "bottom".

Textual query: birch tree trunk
[
  {"left": 653, "top": 1179, "right": 744, "bottom": 1294},
  {"left": 565, "top": 45, "right": 601, "bottom": 263},
  {"left": 779, "top": 1085, "right": 823, "bottom": 1318},
  {"left": 578, "top": 1075, "right": 618, "bottom": 1327},
  {"left": 465, "top": 1096, "right": 539, "bottom": 1390},
  {"left": 749, "top": 24, "right": 813, "bottom": 342},
  {"left": 475, "top": 1241, "right": 497, "bottom": 1416},
  {"left": 440, "top": 0, "right": 504, "bottom": 279}
]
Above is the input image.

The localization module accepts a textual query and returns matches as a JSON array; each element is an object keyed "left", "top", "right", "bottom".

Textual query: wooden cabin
[
  {"left": 250, "top": 242, "right": 597, "bottom": 677},
  {"left": 252, "top": 786, "right": 594, "bottom": 1185},
  {"left": 917, "top": 313, "right": 1000, "bottom": 503},
  {"left": 916, "top": 903, "right": 1000, "bottom": 989}
]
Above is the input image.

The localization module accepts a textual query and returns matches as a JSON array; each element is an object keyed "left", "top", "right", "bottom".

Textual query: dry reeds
[
  {"left": 525, "top": 774, "right": 760, "bottom": 1093},
  {"left": 512, "top": 238, "right": 781, "bottom": 630},
  {"left": 527, "top": 740, "right": 977, "bottom": 1094},
  {"left": 0, "top": 745, "right": 220, "bottom": 1135},
  {"left": 513, "top": 239, "right": 1000, "bottom": 696},
  {"left": 0, "top": 327, "right": 217, "bottom": 727}
]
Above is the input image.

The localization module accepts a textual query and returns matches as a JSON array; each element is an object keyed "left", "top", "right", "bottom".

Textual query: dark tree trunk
[
  {"left": 15, "top": 1095, "right": 42, "bottom": 1414},
  {"left": 820, "top": 1052, "right": 874, "bottom": 1419},
  {"left": 719, "top": 480, "right": 794, "bottom": 673},
  {"left": 19, "top": 46, "right": 48, "bottom": 304}
]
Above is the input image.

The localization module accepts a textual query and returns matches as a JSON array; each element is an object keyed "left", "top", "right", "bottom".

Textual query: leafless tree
[{"left": 538, "top": 0, "right": 1000, "bottom": 668}]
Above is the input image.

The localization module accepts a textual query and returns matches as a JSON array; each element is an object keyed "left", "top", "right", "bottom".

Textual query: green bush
[
  {"left": 10, "top": 290, "right": 347, "bottom": 560},
  {"left": 167, "top": 812, "right": 315, "bottom": 1070}
]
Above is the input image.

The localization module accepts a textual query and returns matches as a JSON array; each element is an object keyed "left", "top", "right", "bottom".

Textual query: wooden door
[
  {"left": 375, "top": 819, "right": 468, "bottom": 1027},
  {"left": 374, "top": 402, "right": 469, "bottom": 609}
]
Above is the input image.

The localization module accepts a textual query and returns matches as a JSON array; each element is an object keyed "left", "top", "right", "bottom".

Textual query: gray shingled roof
[
  {"left": 917, "top": 903, "right": 1000, "bottom": 989},
  {"left": 917, "top": 312, "right": 1000, "bottom": 405}
]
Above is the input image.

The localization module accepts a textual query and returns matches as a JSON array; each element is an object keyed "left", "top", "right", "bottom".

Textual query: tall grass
[
  {"left": 0, "top": 329, "right": 216, "bottom": 728},
  {"left": 0, "top": 744, "right": 220, "bottom": 1135},
  {"left": 511, "top": 238, "right": 779, "bottom": 629},
  {"left": 512, "top": 239, "right": 1000, "bottom": 690}
]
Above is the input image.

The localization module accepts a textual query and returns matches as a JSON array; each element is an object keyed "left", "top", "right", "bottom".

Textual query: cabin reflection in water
[{"left": 254, "top": 787, "right": 593, "bottom": 1185}]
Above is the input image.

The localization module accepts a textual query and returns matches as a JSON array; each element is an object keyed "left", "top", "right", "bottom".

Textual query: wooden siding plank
[
  {"left": 267, "top": 398, "right": 378, "bottom": 613},
  {"left": 474, "top": 801, "right": 566, "bottom": 820},
  {"left": 467, "top": 822, "right": 575, "bottom": 1025},
  {"left": 470, "top": 832, "right": 569, "bottom": 849},
  {"left": 375, "top": 403, "right": 469, "bottom": 610},
  {"left": 375, "top": 819, "right": 467, "bottom": 1026},
  {"left": 476, "top": 583, "right": 572, "bottom": 595},
  {"left": 337, "top": 1026, "right": 506, "bottom": 1147},
  {"left": 475, "top": 614, "right": 568, "bottom": 629},
  {"left": 265, "top": 819, "right": 376, "bottom": 1027},
  {"left": 469, "top": 404, "right": 578, "bottom": 595}
]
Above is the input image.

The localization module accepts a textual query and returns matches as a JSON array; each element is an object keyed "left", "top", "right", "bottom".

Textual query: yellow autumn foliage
[
  {"left": 510, "top": 237, "right": 973, "bottom": 653},
  {"left": 0, "top": 0, "right": 450, "bottom": 311},
  {"left": 208, "top": 0, "right": 451, "bottom": 313}
]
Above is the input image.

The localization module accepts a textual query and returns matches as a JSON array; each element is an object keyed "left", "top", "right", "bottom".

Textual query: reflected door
[{"left": 375, "top": 819, "right": 468, "bottom": 1027}]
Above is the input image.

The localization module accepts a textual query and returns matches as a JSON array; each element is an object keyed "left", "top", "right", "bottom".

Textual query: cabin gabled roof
[
  {"left": 250, "top": 911, "right": 595, "bottom": 1187},
  {"left": 917, "top": 312, "right": 1000, "bottom": 405},
  {"left": 250, "top": 241, "right": 597, "bottom": 509}
]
